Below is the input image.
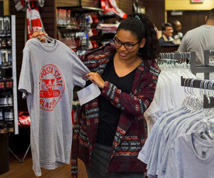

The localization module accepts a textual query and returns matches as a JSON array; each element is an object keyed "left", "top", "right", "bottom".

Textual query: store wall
[
  {"left": 118, "top": 0, "right": 134, "bottom": 15},
  {"left": 167, "top": 10, "right": 208, "bottom": 34},
  {"left": 56, "top": 0, "right": 99, "bottom": 8},
  {"left": 56, "top": 0, "right": 133, "bottom": 15},
  {"left": 166, "top": 0, "right": 214, "bottom": 10},
  {"left": 144, "top": 0, "right": 165, "bottom": 30},
  {"left": 166, "top": 0, "right": 213, "bottom": 35},
  {"left": 57, "top": 0, "right": 78, "bottom": 7}
]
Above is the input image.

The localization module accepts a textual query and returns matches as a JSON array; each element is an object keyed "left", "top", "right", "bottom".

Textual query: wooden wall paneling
[
  {"left": 39, "top": 1, "right": 56, "bottom": 38},
  {"left": 144, "top": 0, "right": 165, "bottom": 30},
  {"left": 56, "top": 0, "right": 78, "bottom": 7},
  {"left": 81, "top": 0, "right": 95, "bottom": 7},
  {"left": 115, "top": 0, "right": 119, "bottom": 8},
  {"left": 94, "top": 0, "right": 100, "bottom": 7},
  {"left": 57, "top": 0, "right": 133, "bottom": 15},
  {"left": 82, "top": 0, "right": 100, "bottom": 8},
  {"left": 119, "top": 0, "right": 133, "bottom": 15},
  {"left": 138, "top": 0, "right": 145, "bottom": 7},
  {"left": 81, "top": 0, "right": 99, "bottom": 7},
  {"left": 167, "top": 10, "right": 208, "bottom": 35}
]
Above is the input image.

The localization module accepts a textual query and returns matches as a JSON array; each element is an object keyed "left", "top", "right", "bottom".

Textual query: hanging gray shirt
[{"left": 18, "top": 38, "right": 96, "bottom": 176}]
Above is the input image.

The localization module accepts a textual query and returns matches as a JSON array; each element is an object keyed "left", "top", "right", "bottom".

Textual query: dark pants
[{"left": 86, "top": 143, "right": 146, "bottom": 178}]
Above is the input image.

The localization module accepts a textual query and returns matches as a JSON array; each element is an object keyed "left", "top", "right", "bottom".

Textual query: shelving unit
[
  {"left": 56, "top": 6, "right": 103, "bottom": 55},
  {"left": 0, "top": 15, "right": 18, "bottom": 135},
  {"left": 56, "top": 5, "right": 120, "bottom": 56}
]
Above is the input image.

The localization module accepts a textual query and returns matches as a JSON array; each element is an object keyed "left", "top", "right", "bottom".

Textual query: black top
[
  {"left": 96, "top": 59, "right": 136, "bottom": 147},
  {"left": 159, "top": 35, "right": 175, "bottom": 47}
]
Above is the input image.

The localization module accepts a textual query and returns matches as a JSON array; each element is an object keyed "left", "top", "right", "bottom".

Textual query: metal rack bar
[
  {"left": 181, "top": 76, "right": 214, "bottom": 108},
  {"left": 190, "top": 50, "right": 214, "bottom": 79}
]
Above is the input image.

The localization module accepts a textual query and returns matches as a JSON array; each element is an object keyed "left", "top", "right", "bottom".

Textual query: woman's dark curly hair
[{"left": 117, "top": 13, "right": 160, "bottom": 60}]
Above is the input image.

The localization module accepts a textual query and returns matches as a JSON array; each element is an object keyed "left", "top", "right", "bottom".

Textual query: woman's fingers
[
  {"left": 83, "top": 73, "right": 94, "bottom": 80},
  {"left": 31, "top": 31, "right": 48, "bottom": 42},
  {"left": 88, "top": 75, "right": 95, "bottom": 82},
  {"left": 83, "top": 74, "right": 88, "bottom": 79},
  {"left": 83, "top": 72, "right": 105, "bottom": 88}
]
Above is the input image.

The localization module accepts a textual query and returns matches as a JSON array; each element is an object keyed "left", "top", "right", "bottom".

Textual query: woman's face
[
  {"left": 174, "top": 21, "right": 182, "bottom": 33},
  {"left": 115, "top": 29, "right": 145, "bottom": 60}
]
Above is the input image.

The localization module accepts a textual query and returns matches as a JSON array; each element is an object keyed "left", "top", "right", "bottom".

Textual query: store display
[
  {"left": 139, "top": 77, "right": 214, "bottom": 178},
  {"left": 57, "top": 13, "right": 95, "bottom": 55},
  {"left": 56, "top": 7, "right": 119, "bottom": 56},
  {"left": 0, "top": 15, "right": 18, "bottom": 135}
]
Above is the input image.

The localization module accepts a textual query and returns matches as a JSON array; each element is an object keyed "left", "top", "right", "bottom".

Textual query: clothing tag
[{"left": 77, "top": 83, "right": 101, "bottom": 106}]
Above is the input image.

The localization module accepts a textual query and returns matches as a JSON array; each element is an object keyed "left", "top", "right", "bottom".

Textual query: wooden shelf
[{"left": 57, "top": 6, "right": 103, "bottom": 14}]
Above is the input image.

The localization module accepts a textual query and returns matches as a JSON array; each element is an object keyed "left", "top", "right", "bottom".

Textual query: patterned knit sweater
[{"left": 71, "top": 43, "right": 161, "bottom": 177}]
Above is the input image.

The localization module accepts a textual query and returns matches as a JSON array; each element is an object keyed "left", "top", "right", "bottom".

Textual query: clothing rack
[
  {"left": 159, "top": 51, "right": 194, "bottom": 67},
  {"left": 160, "top": 50, "right": 214, "bottom": 79},
  {"left": 190, "top": 50, "right": 214, "bottom": 79},
  {"left": 160, "top": 51, "right": 192, "bottom": 60},
  {"left": 181, "top": 76, "right": 214, "bottom": 108}
]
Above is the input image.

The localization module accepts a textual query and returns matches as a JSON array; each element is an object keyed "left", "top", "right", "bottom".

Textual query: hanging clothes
[
  {"left": 26, "top": 2, "right": 44, "bottom": 39},
  {"left": 138, "top": 79, "right": 214, "bottom": 178},
  {"left": 165, "top": 131, "right": 214, "bottom": 178},
  {"left": 14, "top": 0, "right": 26, "bottom": 11},
  {"left": 14, "top": 0, "right": 45, "bottom": 11},
  {"left": 100, "top": 0, "right": 127, "bottom": 19},
  {"left": 14, "top": 0, "right": 45, "bottom": 39},
  {"left": 144, "top": 61, "right": 196, "bottom": 133},
  {"left": 18, "top": 38, "right": 100, "bottom": 177}
]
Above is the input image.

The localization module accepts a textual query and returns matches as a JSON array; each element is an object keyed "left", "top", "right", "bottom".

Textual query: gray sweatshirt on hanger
[{"left": 18, "top": 38, "right": 95, "bottom": 177}]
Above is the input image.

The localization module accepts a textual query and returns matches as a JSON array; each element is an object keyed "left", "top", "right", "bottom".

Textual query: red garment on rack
[
  {"left": 18, "top": 115, "right": 31, "bottom": 126},
  {"left": 26, "top": 2, "right": 43, "bottom": 39},
  {"left": 18, "top": 110, "right": 75, "bottom": 127},
  {"left": 101, "top": 0, "right": 127, "bottom": 19}
]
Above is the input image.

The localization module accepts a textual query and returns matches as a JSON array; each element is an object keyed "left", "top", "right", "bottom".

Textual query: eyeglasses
[
  {"left": 113, "top": 36, "right": 140, "bottom": 50},
  {"left": 165, "top": 28, "right": 173, "bottom": 32}
]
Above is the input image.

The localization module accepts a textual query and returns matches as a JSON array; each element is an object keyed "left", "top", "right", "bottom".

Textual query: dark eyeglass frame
[{"left": 113, "top": 36, "right": 141, "bottom": 50}]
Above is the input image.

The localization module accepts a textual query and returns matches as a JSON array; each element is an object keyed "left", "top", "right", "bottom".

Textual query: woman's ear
[{"left": 140, "top": 38, "right": 146, "bottom": 48}]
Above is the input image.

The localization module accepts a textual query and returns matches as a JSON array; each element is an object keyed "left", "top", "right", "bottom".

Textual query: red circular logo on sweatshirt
[{"left": 39, "top": 64, "right": 65, "bottom": 111}]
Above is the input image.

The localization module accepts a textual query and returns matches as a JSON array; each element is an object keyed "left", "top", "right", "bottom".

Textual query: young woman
[
  {"left": 72, "top": 13, "right": 160, "bottom": 178},
  {"left": 32, "top": 13, "right": 161, "bottom": 178}
]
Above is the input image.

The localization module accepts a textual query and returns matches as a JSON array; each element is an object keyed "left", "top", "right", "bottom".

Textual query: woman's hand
[
  {"left": 31, "top": 31, "right": 48, "bottom": 42},
  {"left": 83, "top": 72, "right": 105, "bottom": 89}
]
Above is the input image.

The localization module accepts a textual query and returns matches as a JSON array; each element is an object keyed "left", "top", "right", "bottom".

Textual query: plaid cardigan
[{"left": 71, "top": 44, "right": 161, "bottom": 177}]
